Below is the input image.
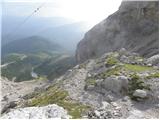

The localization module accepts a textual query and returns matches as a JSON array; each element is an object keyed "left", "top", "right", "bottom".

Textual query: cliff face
[{"left": 76, "top": 1, "right": 159, "bottom": 63}]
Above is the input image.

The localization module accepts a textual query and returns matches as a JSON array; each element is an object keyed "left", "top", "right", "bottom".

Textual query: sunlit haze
[{"left": 3, "top": 0, "right": 122, "bottom": 26}]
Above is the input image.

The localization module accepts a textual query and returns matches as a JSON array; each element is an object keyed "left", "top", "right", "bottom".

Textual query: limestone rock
[
  {"left": 133, "top": 89, "right": 147, "bottom": 98},
  {"left": 146, "top": 54, "right": 159, "bottom": 66},
  {"left": 76, "top": 1, "right": 158, "bottom": 63},
  {"left": 1, "top": 104, "right": 71, "bottom": 119},
  {"left": 102, "top": 76, "right": 128, "bottom": 94}
]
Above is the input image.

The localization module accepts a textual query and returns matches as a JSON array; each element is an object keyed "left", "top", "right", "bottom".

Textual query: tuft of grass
[
  {"left": 105, "top": 57, "right": 118, "bottom": 66},
  {"left": 98, "top": 66, "right": 122, "bottom": 79},
  {"left": 124, "top": 64, "right": 153, "bottom": 72},
  {"left": 58, "top": 101, "right": 90, "bottom": 119},
  {"left": 85, "top": 78, "right": 96, "bottom": 86},
  {"left": 79, "top": 63, "right": 86, "bottom": 69},
  {"left": 146, "top": 72, "right": 159, "bottom": 79},
  {"left": 35, "top": 76, "right": 48, "bottom": 81},
  {"left": 130, "top": 73, "right": 140, "bottom": 80},
  {"left": 27, "top": 85, "right": 90, "bottom": 118}
]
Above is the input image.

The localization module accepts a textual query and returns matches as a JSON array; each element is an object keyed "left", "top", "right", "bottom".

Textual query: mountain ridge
[{"left": 2, "top": 36, "right": 62, "bottom": 56}]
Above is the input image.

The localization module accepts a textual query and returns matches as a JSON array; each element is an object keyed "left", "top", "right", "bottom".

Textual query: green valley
[{"left": 1, "top": 36, "right": 75, "bottom": 82}]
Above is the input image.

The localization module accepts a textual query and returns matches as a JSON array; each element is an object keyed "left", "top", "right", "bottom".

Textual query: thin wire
[{"left": 4, "top": 0, "right": 47, "bottom": 39}]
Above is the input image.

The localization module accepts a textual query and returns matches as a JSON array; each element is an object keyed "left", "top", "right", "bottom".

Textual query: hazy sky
[{"left": 2, "top": 0, "right": 122, "bottom": 26}]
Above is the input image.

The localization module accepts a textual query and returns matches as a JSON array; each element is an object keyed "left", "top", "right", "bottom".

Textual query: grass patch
[
  {"left": 27, "top": 85, "right": 90, "bottom": 118},
  {"left": 35, "top": 76, "right": 48, "bottom": 81},
  {"left": 105, "top": 57, "right": 118, "bottom": 66},
  {"left": 98, "top": 66, "right": 122, "bottom": 79},
  {"left": 146, "top": 72, "right": 159, "bottom": 79},
  {"left": 79, "top": 63, "right": 86, "bottom": 69},
  {"left": 124, "top": 64, "right": 153, "bottom": 72},
  {"left": 58, "top": 101, "right": 90, "bottom": 118},
  {"left": 85, "top": 78, "right": 96, "bottom": 86}
]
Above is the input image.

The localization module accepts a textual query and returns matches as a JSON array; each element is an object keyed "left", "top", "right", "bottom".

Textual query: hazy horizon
[{"left": 1, "top": 0, "right": 122, "bottom": 52}]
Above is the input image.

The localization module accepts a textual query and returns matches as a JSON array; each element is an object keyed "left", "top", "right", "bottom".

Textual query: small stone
[
  {"left": 147, "top": 64, "right": 152, "bottom": 67},
  {"left": 82, "top": 115, "right": 88, "bottom": 119},
  {"left": 101, "top": 101, "right": 110, "bottom": 109},
  {"left": 122, "top": 96, "right": 130, "bottom": 102},
  {"left": 133, "top": 89, "right": 147, "bottom": 98},
  {"left": 74, "top": 65, "right": 79, "bottom": 69},
  {"left": 2, "top": 96, "right": 8, "bottom": 101},
  {"left": 87, "top": 73, "right": 92, "bottom": 77},
  {"left": 115, "top": 106, "right": 121, "bottom": 110},
  {"left": 68, "top": 69, "right": 72, "bottom": 72},
  {"left": 113, "top": 111, "right": 121, "bottom": 116},
  {"left": 86, "top": 85, "right": 95, "bottom": 90},
  {"left": 111, "top": 102, "right": 118, "bottom": 107},
  {"left": 105, "top": 94, "right": 114, "bottom": 102},
  {"left": 94, "top": 110, "right": 101, "bottom": 117}
]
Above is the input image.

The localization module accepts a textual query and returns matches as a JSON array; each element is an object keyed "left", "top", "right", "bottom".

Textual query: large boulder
[
  {"left": 1, "top": 104, "right": 71, "bottom": 119},
  {"left": 146, "top": 54, "right": 159, "bottom": 66},
  {"left": 76, "top": 1, "right": 158, "bottom": 63},
  {"left": 101, "top": 76, "right": 128, "bottom": 94}
]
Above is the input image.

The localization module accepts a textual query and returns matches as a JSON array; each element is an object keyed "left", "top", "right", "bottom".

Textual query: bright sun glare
[
  {"left": 5, "top": 0, "right": 122, "bottom": 26},
  {"left": 33, "top": 0, "right": 122, "bottom": 26},
  {"left": 54, "top": 0, "right": 122, "bottom": 25}
]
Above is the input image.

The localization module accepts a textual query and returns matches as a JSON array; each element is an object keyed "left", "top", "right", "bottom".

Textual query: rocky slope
[
  {"left": 0, "top": 77, "right": 50, "bottom": 114},
  {"left": 76, "top": 1, "right": 159, "bottom": 63},
  {"left": 1, "top": 49, "right": 159, "bottom": 119}
]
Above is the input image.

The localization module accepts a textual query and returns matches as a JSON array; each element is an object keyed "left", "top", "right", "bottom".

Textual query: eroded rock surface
[
  {"left": 76, "top": 1, "right": 158, "bottom": 63},
  {"left": 1, "top": 104, "right": 71, "bottom": 119}
]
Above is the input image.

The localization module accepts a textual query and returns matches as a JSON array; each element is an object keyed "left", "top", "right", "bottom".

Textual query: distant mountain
[
  {"left": 2, "top": 15, "right": 75, "bottom": 46},
  {"left": 35, "top": 22, "right": 92, "bottom": 52},
  {"left": 2, "top": 36, "right": 62, "bottom": 56},
  {"left": 2, "top": 15, "right": 92, "bottom": 53}
]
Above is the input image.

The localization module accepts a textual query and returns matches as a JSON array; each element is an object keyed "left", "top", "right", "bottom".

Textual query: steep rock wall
[{"left": 76, "top": 1, "right": 159, "bottom": 63}]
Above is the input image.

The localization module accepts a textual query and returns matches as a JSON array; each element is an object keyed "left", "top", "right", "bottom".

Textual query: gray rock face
[
  {"left": 101, "top": 76, "right": 128, "bottom": 94},
  {"left": 1, "top": 104, "right": 71, "bottom": 119},
  {"left": 76, "top": 1, "right": 158, "bottom": 63},
  {"left": 146, "top": 54, "right": 159, "bottom": 66}
]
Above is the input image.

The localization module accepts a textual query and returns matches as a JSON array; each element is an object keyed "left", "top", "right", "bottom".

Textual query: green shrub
[
  {"left": 146, "top": 72, "right": 159, "bottom": 79},
  {"left": 128, "top": 73, "right": 151, "bottom": 100},
  {"left": 105, "top": 57, "right": 118, "bottom": 66}
]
